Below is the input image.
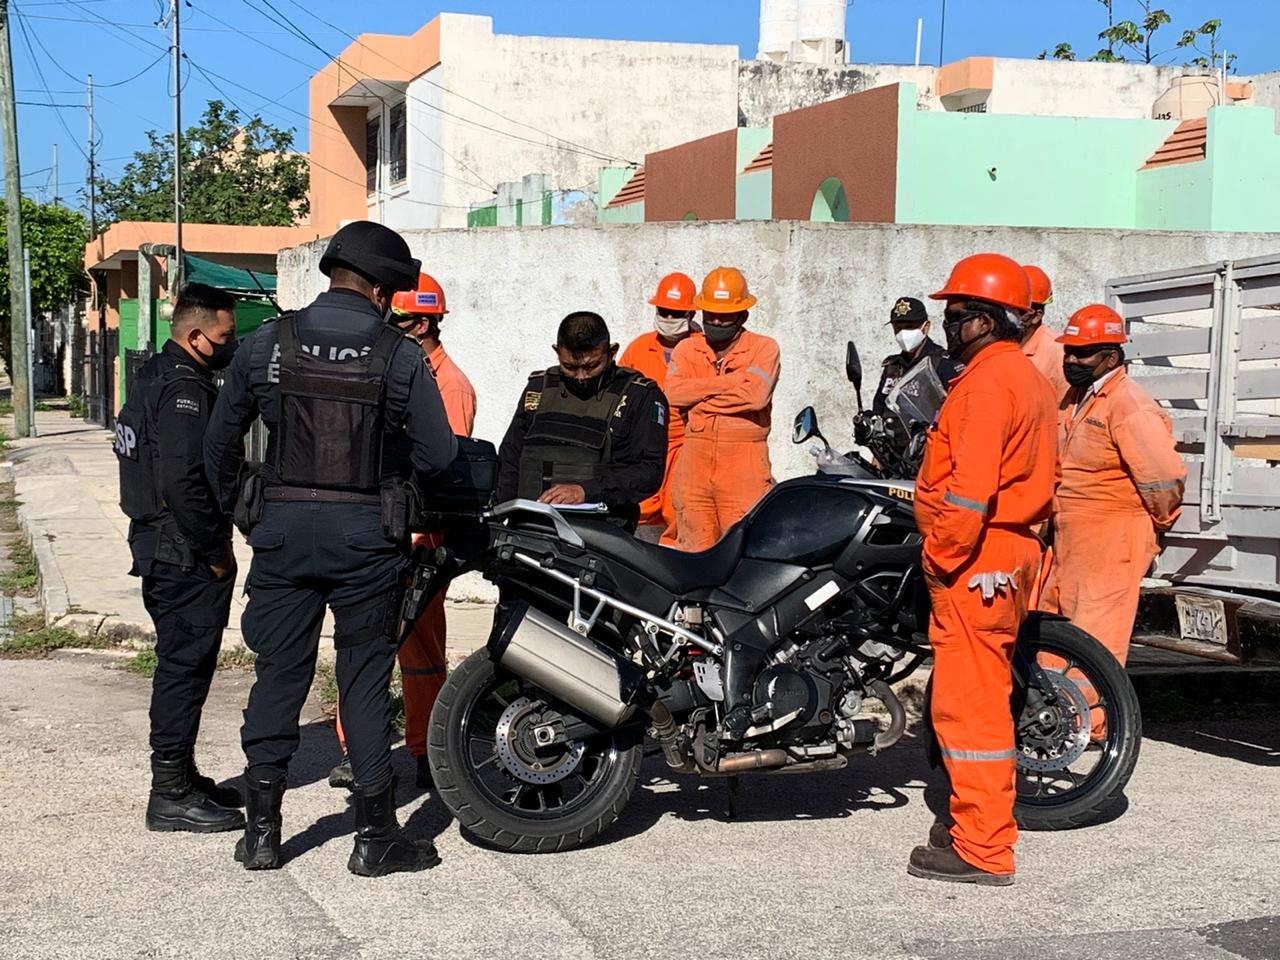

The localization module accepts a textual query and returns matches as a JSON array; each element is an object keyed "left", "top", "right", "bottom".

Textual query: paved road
[{"left": 1, "top": 655, "right": 1274, "bottom": 960}]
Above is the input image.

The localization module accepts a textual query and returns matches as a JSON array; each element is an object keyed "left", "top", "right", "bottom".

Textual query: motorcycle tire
[
  {"left": 428, "top": 650, "right": 643, "bottom": 854},
  {"left": 1013, "top": 615, "right": 1142, "bottom": 831}
]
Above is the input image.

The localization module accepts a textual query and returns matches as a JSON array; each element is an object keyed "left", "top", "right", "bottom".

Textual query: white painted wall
[{"left": 278, "top": 220, "right": 1280, "bottom": 482}]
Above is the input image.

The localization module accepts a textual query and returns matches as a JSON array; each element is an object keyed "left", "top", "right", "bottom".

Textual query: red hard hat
[
  {"left": 930, "top": 253, "right": 1032, "bottom": 313},
  {"left": 1057, "top": 304, "right": 1127, "bottom": 346},
  {"left": 391, "top": 273, "right": 448, "bottom": 317},
  {"left": 648, "top": 272, "right": 697, "bottom": 311},
  {"left": 1022, "top": 264, "right": 1052, "bottom": 306}
]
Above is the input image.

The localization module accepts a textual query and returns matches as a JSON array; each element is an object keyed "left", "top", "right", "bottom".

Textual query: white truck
[{"left": 1109, "top": 253, "right": 1280, "bottom": 665}]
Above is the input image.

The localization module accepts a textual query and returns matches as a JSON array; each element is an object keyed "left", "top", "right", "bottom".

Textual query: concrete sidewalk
[{"left": 1, "top": 409, "right": 493, "bottom": 654}]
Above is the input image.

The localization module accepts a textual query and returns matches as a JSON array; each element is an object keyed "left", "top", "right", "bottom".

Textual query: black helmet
[{"left": 319, "top": 221, "right": 421, "bottom": 292}]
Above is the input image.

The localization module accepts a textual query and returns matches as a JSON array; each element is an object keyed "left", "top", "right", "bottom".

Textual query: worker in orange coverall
[
  {"left": 909, "top": 253, "right": 1058, "bottom": 887},
  {"left": 330, "top": 273, "right": 476, "bottom": 790},
  {"left": 1041, "top": 304, "right": 1185, "bottom": 665},
  {"left": 665, "top": 267, "right": 780, "bottom": 552},
  {"left": 620, "top": 272, "right": 700, "bottom": 545},
  {"left": 1019, "top": 265, "right": 1070, "bottom": 406}
]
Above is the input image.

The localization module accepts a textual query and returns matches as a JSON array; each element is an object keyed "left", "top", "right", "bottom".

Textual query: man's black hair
[
  {"left": 957, "top": 299, "right": 1023, "bottom": 343},
  {"left": 556, "top": 311, "right": 610, "bottom": 353},
  {"left": 172, "top": 282, "right": 236, "bottom": 332}
]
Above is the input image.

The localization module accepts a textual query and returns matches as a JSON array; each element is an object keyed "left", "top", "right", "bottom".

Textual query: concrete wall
[
  {"left": 391, "top": 14, "right": 740, "bottom": 229},
  {"left": 1206, "top": 107, "right": 1280, "bottom": 231},
  {"left": 278, "top": 220, "right": 1280, "bottom": 483},
  {"left": 738, "top": 60, "right": 938, "bottom": 125},
  {"left": 989, "top": 59, "right": 1205, "bottom": 119}
]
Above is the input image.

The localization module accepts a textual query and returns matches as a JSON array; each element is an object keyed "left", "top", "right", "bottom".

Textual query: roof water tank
[
  {"left": 796, "top": 0, "right": 846, "bottom": 42},
  {"left": 1152, "top": 75, "right": 1222, "bottom": 121},
  {"left": 758, "top": 0, "right": 799, "bottom": 61}
]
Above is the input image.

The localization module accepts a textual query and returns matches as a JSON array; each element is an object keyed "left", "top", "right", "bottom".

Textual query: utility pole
[
  {"left": 23, "top": 245, "right": 34, "bottom": 436},
  {"left": 171, "top": 0, "right": 183, "bottom": 289},
  {"left": 88, "top": 73, "right": 108, "bottom": 426},
  {"left": 51, "top": 142, "right": 57, "bottom": 205},
  {"left": 0, "top": 0, "right": 32, "bottom": 437}
]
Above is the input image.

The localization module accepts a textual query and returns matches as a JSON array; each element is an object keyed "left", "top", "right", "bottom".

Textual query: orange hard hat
[
  {"left": 930, "top": 253, "right": 1032, "bottom": 313},
  {"left": 648, "top": 272, "right": 697, "bottom": 311},
  {"left": 390, "top": 273, "right": 448, "bottom": 317},
  {"left": 1057, "top": 304, "right": 1127, "bottom": 346},
  {"left": 695, "top": 266, "right": 757, "bottom": 313},
  {"left": 1022, "top": 264, "right": 1053, "bottom": 306}
]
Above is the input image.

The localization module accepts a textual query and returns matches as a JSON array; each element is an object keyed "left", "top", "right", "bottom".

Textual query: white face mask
[
  {"left": 654, "top": 315, "right": 690, "bottom": 340},
  {"left": 895, "top": 327, "right": 926, "bottom": 353}
]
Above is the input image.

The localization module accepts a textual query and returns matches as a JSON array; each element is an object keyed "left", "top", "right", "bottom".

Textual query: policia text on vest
[{"left": 496, "top": 365, "right": 669, "bottom": 527}]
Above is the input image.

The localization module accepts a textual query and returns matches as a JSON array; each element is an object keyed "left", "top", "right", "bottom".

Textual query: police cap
[
  {"left": 887, "top": 296, "right": 928, "bottom": 326},
  {"left": 319, "top": 221, "right": 421, "bottom": 292}
]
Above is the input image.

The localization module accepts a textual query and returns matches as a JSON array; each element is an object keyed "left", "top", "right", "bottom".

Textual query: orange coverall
[
  {"left": 665, "top": 330, "right": 780, "bottom": 551},
  {"left": 1022, "top": 324, "right": 1070, "bottom": 407},
  {"left": 620, "top": 331, "right": 687, "bottom": 546},
  {"left": 338, "top": 343, "right": 476, "bottom": 759},
  {"left": 915, "top": 341, "right": 1058, "bottom": 877},
  {"left": 1041, "top": 367, "right": 1184, "bottom": 664}
]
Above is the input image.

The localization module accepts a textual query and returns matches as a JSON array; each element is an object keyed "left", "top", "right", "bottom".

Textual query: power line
[{"left": 10, "top": 9, "right": 90, "bottom": 162}]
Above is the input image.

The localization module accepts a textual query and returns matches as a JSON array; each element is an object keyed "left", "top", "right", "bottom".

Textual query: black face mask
[
  {"left": 199, "top": 335, "right": 239, "bottom": 371},
  {"left": 704, "top": 322, "right": 742, "bottom": 345},
  {"left": 943, "top": 318, "right": 984, "bottom": 360},
  {"left": 1063, "top": 361, "right": 1098, "bottom": 389},
  {"left": 565, "top": 371, "right": 606, "bottom": 399}
]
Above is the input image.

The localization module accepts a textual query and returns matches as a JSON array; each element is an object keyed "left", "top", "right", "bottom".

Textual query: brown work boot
[
  {"left": 927, "top": 821, "right": 953, "bottom": 849},
  {"left": 907, "top": 845, "right": 1014, "bottom": 886}
]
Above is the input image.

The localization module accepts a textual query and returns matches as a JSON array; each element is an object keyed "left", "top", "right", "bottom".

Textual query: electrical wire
[{"left": 11, "top": 10, "right": 91, "bottom": 162}]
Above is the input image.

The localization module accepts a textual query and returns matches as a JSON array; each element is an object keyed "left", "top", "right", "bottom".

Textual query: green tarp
[{"left": 184, "top": 254, "right": 277, "bottom": 294}]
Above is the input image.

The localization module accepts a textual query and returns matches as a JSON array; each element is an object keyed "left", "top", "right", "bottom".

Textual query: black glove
[{"left": 853, "top": 413, "right": 872, "bottom": 446}]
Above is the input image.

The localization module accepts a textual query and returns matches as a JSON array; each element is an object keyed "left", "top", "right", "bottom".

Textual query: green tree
[
  {"left": 93, "top": 100, "right": 309, "bottom": 227},
  {"left": 0, "top": 198, "right": 89, "bottom": 374},
  {"left": 1047, "top": 0, "right": 1227, "bottom": 68},
  {"left": 1177, "top": 19, "right": 1237, "bottom": 73}
]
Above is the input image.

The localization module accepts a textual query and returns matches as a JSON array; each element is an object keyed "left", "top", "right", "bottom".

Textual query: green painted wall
[
  {"left": 1206, "top": 107, "right": 1280, "bottom": 232},
  {"left": 598, "top": 167, "right": 645, "bottom": 224},
  {"left": 895, "top": 82, "right": 1175, "bottom": 229},
  {"left": 1134, "top": 153, "right": 1212, "bottom": 231},
  {"left": 734, "top": 125, "right": 774, "bottom": 220}
]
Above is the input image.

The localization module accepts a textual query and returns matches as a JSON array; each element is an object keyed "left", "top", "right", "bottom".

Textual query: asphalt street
[{"left": 0, "top": 654, "right": 1275, "bottom": 960}]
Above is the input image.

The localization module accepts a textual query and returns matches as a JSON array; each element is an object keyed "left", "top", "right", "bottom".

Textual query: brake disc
[
  {"left": 1016, "top": 670, "right": 1092, "bottom": 773},
  {"left": 493, "top": 697, "right": 586, "bottom": 785}
]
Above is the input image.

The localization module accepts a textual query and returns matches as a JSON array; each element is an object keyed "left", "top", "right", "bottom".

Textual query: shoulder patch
[
  {"left": 172, "top": 394, "right": 201, "bottom": 418},
  {"left": 652, "top": 401, "right": 667, "bottom": 426},
  {"left": 627, "top": 373, "right": 658, "bottom": 390},
  {"left": 524, "top": 390, "right": 541, "bottom": 412}
]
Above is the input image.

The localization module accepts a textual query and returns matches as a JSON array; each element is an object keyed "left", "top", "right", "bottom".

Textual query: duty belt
[{"left": 263, "top": 485, "right": 382, "bottom": 505}]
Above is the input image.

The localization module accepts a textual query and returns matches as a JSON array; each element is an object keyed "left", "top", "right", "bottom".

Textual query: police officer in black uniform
[
  {"left": 871, "top": 296, "right": 959, "bottom": 415},
  {"left": 496, "top": 311, "right": 667, "bottom": 527},
  {"left": 203, "top": 221, "right": 457, "bottom": 877},
  {"left": 114, "top": 282, "right": 245, "bottom": 835}
]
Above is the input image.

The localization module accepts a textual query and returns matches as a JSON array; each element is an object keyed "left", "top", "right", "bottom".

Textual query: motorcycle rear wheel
[
  {"left": 1013, "top": 615, "right": 1142, "bottom": 830},
  {"left": 428, "top": 650, "right": 643, "bottom": 853}
]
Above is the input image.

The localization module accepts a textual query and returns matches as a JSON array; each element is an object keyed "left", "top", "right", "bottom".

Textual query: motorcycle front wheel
[
  {"left": 1012, "top": 614, "right": 1143, "bottom": 830},
  {"left": 428, "top": 650, "right": 643, "bottom": 853}
]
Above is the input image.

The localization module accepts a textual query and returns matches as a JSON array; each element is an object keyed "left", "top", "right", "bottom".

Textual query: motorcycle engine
[{"left": 748, "top": 635, "right": 849, "bottom": 744}]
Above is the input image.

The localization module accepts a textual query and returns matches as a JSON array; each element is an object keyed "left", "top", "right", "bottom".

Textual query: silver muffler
[{"left": 493, "top": 603, "right": 643, "bottom": 727}]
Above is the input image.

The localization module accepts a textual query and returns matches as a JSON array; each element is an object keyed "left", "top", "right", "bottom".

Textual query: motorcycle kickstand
[{"left": 724, "top": 775, "right": 739, "bottom": 820}]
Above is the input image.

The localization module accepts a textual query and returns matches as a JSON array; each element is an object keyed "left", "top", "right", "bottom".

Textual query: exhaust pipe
[
  {"left": 492, "top": 603, "right": 644, "bottom": 727},
  {"left": 868, "top": 679, "right": 906, "bottom": 753}
]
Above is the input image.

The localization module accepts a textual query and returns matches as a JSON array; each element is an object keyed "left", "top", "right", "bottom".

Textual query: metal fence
[{"left": 83, "top": 329, "right": 118, "bottom": 429}]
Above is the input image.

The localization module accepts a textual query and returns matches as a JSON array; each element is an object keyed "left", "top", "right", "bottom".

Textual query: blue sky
[{"left": 9, "top": 0, "right": 1277, "bottom": 207}]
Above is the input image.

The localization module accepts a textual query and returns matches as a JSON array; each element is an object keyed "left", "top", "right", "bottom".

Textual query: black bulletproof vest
[
  {"left": 516, "top": 368, "right": 636, "bottom": 500},
  {"left": 274, "top": 313, "right": 402, "bottom": 492},
  {"left": 114, "top": 357, "right": 213, "bottom": 522}
]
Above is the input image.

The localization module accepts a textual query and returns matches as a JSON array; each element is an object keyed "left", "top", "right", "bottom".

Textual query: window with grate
[
  {"left": 365, "top": 115, "right": 380, "bottom": 195},
  {"left": 389, "top": 101, "right": 407, "bottom": 185},
  {"left": 957, "top": 102, "right": 988, "bottom": 114}
]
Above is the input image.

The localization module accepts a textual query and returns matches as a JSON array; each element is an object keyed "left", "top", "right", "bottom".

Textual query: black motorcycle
[{"left": 416, "top": 352, "right": 1141, "bottom": 853}]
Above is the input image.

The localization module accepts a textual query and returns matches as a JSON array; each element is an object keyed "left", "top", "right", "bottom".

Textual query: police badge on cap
[{"left": 888, "top": 297, "right": 928, "bottom": 326}]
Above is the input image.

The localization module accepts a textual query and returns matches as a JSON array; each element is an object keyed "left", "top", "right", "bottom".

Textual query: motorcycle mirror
[
  {"left": 845, "top": 341, "right": 864, "bottom": 411},
  {"left": 793, "top": 406, "right": 825, "bottom": 446}
]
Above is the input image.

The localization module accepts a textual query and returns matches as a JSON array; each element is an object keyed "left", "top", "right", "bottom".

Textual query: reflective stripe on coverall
[
  {"left": 1041, "top": 366, "right": 1184, "bottom": 665},
  {"left": 620, "top": 331, "right": 688, "bottom": 546},
  {"left": 916, "top": 341, "right": 1058, "bottom": 876},
  {"left": 338, "top": 344, "right": 477, "bottom": 758},
  {"left": 1022, "top": 324, "right": 1070, "bottom": 408},
  {"left": 665, "top": 330, "right": 780, "bottom": 551}
]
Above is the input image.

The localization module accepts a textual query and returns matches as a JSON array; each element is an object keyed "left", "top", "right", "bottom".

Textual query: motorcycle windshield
[{"left": 885, "top": 359, "right": 947, "bottom": 428}]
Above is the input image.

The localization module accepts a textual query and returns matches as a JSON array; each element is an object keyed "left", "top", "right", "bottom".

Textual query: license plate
[{"left": 1175, "top": 594, "right": 1228, "bottom": 646}]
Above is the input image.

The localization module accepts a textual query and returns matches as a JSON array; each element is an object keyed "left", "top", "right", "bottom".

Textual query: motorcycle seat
[{"left": 566, "top": 518, "right": 746, "bottom": 594}]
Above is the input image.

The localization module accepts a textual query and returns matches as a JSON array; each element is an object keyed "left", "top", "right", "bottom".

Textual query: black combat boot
[
  {"left": 348, "top": 779, "right": 440, "bottom": 877},
  {"left": 186, "top": 756, "right": 244, "bottom": 808},
  {"left": 146, "top": 756, "right": 246, "bottom": 834},
  {"left": 234, "top": 775, "right": 285, "bottom": 870}
]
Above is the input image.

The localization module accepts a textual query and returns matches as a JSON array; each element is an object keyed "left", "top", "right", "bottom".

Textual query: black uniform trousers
[
  {"left": 142, "top": 561, "right": 236, "bottom": 761},
  {"left": 240, "top": 501, "right": 407, "bottom": 791}
]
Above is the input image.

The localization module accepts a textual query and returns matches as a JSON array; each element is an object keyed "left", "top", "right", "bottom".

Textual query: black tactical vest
[
  {"left": 114, "top": 358, "right": 213, "bottom": 522},
  {"left": 516, "top": 368, "right": 637, "bottom": 500},
  {"left": 274, "top": 313, "right": 403, "bottom": 492}
]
